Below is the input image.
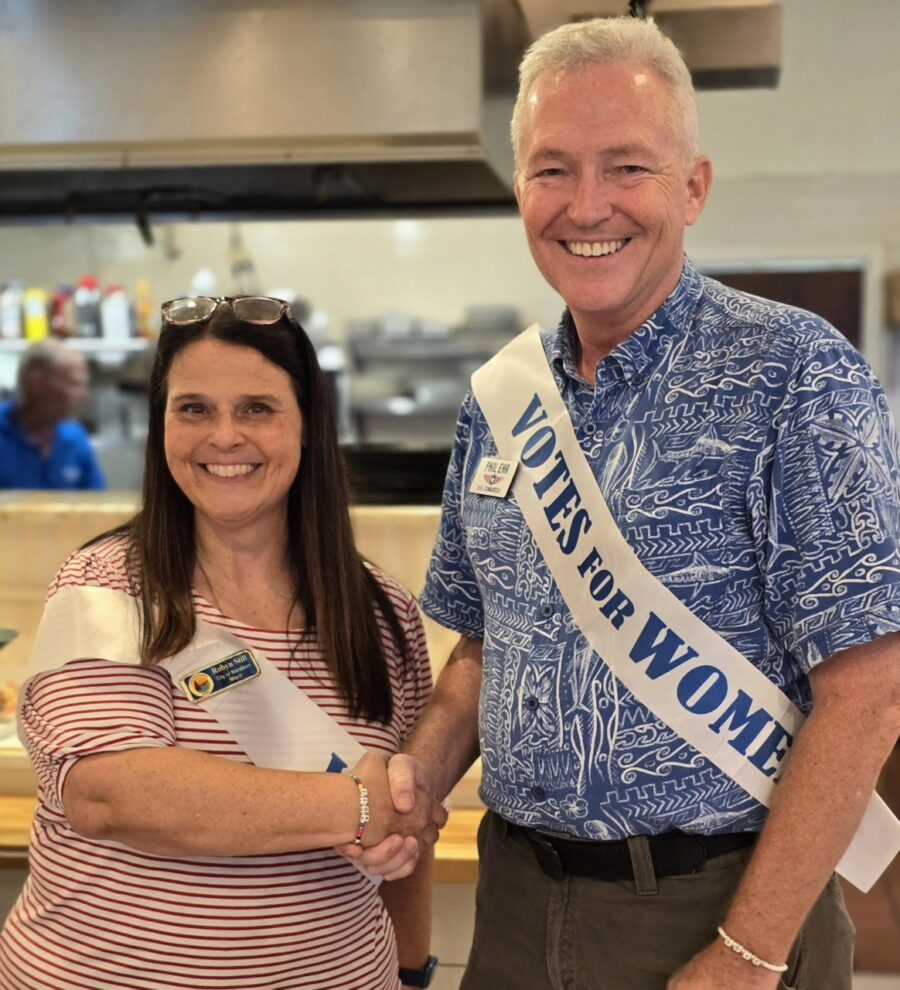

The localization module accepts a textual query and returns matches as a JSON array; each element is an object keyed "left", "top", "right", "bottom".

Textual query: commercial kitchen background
[
  {"left": 1, "top": 1, "right": 899, "bottom": 987},
  {"left": 1, "top": 0, "right": 900, "bottom": 485}
]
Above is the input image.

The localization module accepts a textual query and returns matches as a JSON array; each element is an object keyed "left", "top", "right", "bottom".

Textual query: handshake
[{"left": 337, "top": 751, "right": 448, "bottom": 880}]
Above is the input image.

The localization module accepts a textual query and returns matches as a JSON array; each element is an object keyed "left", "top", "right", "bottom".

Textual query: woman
[{"left": 0, "top": 296, "right": 443, "bottom": 990}]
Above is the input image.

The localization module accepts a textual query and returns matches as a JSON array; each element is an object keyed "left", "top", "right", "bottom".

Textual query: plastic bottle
[
  {"left": 101, "top": 285, "right": 131, "bottom": 341},
  {"left": 0, "top": 282, "right": 24, "bottom": 340},
  {"left": 135, "top": 279, "right": 154, "bottom": 338},
  {"left": 50, "top": 286, "right": 76, "bottom": 338},
  {"left": 74, "top": 276, "right": 102, "bottom": 338},
  {"left": 23, "top": 288, "right": 50, "bottom": 342}
]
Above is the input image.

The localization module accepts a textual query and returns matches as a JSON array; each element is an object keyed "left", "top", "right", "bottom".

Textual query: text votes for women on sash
[{"left": 512, "top": 390, "right": 794, "bottom": 783}]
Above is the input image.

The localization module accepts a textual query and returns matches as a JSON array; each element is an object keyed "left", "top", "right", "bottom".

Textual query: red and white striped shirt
[{"left": 0, "top": 535, "right": 432, "bottom": 990}]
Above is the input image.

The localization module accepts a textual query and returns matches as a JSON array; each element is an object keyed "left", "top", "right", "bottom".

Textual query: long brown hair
[{"left": 105, "top": 305, "right": 409, "bottom": 723}]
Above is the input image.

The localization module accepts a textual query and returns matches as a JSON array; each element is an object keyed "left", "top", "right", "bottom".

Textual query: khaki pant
[{"left": 460, "top": 812, "right": 855, "bottom": 990}]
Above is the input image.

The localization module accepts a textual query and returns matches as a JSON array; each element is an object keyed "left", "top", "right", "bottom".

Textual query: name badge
[
  {"left": 470, "top": 456, "right": 517, "bottom": 497},
  {"left": 181, "top": 650, "right": 260, "bottom": 703}
]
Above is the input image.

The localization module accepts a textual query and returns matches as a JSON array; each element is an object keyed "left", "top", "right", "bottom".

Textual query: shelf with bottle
[
  {"left": 0, "top": 338, "right": 151, "bottom": 354},
  {"left": 0, "top": 277, "right": 156, "bottom": 350}
]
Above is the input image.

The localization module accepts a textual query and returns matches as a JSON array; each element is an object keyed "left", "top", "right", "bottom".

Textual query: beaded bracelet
[
  {"left": 350, "top": 774, "right": 370, "bottom": 846},
  {"left": 717, "top": 927, "right": 788, "bottom": 973}
]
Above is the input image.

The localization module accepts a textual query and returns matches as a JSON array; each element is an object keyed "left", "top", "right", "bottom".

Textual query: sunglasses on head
[{"left": 161, "top": 295, "right": 294, "bottom": 326}]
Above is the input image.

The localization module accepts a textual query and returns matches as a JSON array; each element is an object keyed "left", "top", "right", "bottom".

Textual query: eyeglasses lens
[
  {"left": 232, "top": 296, "right": 289, "bottom": 324},
  {"left": 165, "top": 297, "right": 219, "bottom": 324}
]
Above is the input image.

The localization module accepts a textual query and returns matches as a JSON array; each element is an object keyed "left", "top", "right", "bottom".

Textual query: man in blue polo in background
[{"left": 0, "top": 341, "right": 105, "bottom": 490}]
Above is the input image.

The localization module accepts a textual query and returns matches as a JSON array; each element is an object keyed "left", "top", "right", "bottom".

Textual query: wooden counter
[
  {"left": 430, "top": 807, "right": 482, "bottom": 884},
  {"left": 0, "top": 795, "right": 481, "bottom": 883},
  {"left": 0, "top": 796, "right": 35, "bottom": 865}
]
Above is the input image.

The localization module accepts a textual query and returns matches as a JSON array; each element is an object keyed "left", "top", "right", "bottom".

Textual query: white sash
[
  {"left": 24, "top": 586, "right": 376, "bottom": 881},
  {"left": 26, "top": 586, "right": 366, "bottom": 774},
  {"left": 472, "top": 323, "right": 900, "bottom": 893}
]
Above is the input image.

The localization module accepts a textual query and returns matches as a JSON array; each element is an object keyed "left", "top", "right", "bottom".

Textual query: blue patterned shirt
[{"left": 420, "top": 258, "right": 900, "bottom": 839}]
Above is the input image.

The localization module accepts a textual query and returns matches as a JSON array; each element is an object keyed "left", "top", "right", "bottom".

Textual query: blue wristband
[{"left": 399, "top": 955, "right": 438, "bottom": 987}]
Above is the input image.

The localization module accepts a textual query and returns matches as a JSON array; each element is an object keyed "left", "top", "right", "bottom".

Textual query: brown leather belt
[{"left": 506, "top": 817, "right": 757, "bottom": 882}]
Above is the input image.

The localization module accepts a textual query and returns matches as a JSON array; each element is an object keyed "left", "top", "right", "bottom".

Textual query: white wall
[
  {"left": 687, "top": 0, "right": 900, "bottom": 383},
  {"left": 696, "top": 0, "right": 900, "bottom": 180}
]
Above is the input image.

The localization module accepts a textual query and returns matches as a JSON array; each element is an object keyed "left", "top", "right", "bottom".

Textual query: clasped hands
[{"left": 337, "top": 752, "right": 447, "bottom": 879}]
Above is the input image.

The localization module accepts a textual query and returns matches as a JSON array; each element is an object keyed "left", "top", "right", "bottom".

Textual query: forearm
[
  {"left": 722, "top": 699, "right": 898, "bottom": 961},
  {"left": 403, "top": 636, "right": 483, "bottom": 800},
  {"left": 668, "top": 639, "right": 900, "bottom": 989},
  {"left": 380, "top": 844, "right": 434, "bottom": 973},
  {"left": 63, "top": 746, "right": 360, "bottom": 856}
]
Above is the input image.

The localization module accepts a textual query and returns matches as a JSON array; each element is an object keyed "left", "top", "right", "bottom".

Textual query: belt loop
[
  {"left": 530, "top": 834, "right": 566, "bottom": 881},
  {"left": 627, "top": 836, "right": 659, "bottom": 896}
]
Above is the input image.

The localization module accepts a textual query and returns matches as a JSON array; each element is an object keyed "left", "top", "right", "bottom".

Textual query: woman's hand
[
  {"left": 349, "top": 752, "right": 445, "bottom": 846},
  {"left": 338, "top": 753, "right": 447, "bottom": 879}
]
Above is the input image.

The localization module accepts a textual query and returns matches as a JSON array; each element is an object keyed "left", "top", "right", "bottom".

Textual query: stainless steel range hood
[
  {"left": 0, "top": 0, "right": 780, "bottom": 222},
  {"left": 0, "top": 0, "right": 529, "bottom": 220},
  {"left": 519, "top": 0, "right": 782, "bottom": 90}
]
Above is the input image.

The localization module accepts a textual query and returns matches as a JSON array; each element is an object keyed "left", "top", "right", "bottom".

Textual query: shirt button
[
  {"left": 539, "top": 603, "right": 554, "bottom": 618},
  {"left": 525, "top": 696, "right": 539, "bottom": 711},
  {"left": 583, "top": 422, "right": 597, "bottom": 437},
  {"left": 531, "top": 786, "right": 546, "bottom": 801}
]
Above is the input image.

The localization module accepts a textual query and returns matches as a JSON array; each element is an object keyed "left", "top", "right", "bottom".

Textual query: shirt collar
[
  {"left": 0, "top": 400, "right": 18, "bottom": 437},
  {"left": 548, "top": 257, "right": 705, "bottom": 388}
]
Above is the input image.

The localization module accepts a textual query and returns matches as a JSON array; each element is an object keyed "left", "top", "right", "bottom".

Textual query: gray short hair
[
  {"left": 17, "top": 340, "right": 82, "bottom": 388},
  {"left": 512, "top": 16, "right": 700, "bottom": 166}
]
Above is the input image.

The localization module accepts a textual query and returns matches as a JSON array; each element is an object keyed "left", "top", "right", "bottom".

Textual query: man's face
[
  {"left": 41, "top": 355, "right": 90, "bottom": 421},
  {"left": 514, "top": 63, "right": 712, "bottom": 341}
]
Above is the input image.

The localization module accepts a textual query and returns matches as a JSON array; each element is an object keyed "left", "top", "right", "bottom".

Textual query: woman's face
[{"left": 164, "top": 338, "right": 303, "bottom": 534}]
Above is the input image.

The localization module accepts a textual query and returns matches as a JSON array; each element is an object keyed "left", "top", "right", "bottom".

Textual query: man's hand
[
  {"left": 666, "top": 940, "right": 783, "bottom": 990},
  {"left": 381, "top": 753, "right": 430, "bottom": 814},
  {"left": 667, "top": 636, "right": 899, "bottom": 990},
  {"left": 347, "top": 752, "right": 445, "bottom": 844},
  {"left": 336, "top": 753, "right": 447, "bottom": 880}
]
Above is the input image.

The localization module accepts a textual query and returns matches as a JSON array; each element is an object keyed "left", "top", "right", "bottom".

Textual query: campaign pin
[{"left": 469, "top": 456, "right": 517, "bottom": 497}]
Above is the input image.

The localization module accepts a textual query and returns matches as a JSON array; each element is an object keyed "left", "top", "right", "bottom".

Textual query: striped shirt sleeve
[{"left": 22, "top": 540, "right": 176, "bottom": 812}]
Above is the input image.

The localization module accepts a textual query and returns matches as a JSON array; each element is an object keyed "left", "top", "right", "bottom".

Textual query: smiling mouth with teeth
[
  {"left": 564, "top": 238, "right": 628, "bottom": 257},
  {"left": 203, "top": 463, "right": 259, "bottom": 478}
]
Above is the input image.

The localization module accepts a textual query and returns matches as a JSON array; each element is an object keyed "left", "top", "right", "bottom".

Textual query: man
[
  {"left": 0, "top": 340, "right": 106, "bottom": 490},
  {"left": 345, "top": 16, "right": 900, "bottom": 990}
]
